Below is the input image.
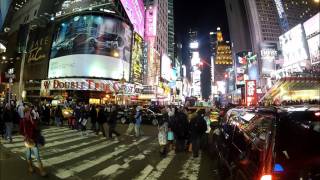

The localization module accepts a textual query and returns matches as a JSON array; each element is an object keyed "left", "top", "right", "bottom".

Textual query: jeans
[
  {"left": 135, "top": 124, "right": 142, "bottom": 137},
  {"left": 26, "top": 145, "right": 41, "bottom": 161},
  {"left": 175, "top": 138, "right": 186, "bottom": 153},
  {"left": 98, "top": 123, "right": 108, "bottom": 137},
  {"left": 5, "top": 122, "right": 13, "bottom": 141},
  {"left": 191, "top": 136, "right": 201, "bottom": 157},
  {"left": 55, "top": 117, "right": 61, "bottom": 127}
]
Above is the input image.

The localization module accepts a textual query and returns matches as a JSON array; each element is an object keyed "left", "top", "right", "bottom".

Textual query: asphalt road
[{"left": 0, "top": 124, "right": 221, "bottom": 180}]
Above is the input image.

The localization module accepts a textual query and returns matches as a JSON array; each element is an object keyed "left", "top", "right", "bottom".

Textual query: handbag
[
  {"left": 24, "top": 138, "right": 35, "bottom": 148},
  {"left": 167, "top": 131, "right": 174, "bottom": 141}
]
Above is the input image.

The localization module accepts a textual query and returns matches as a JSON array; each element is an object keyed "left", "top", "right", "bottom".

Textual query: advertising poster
[
  {"left": 161, "top": 54, "right": 172, "bottom": 81},
  {"left": 260, "top": 42, "right": 277, "bottom": 75},
  {"left": 279, "top": 24, "right": 309, "bottom": 67},
  {"left": 24, "top": 26, "right": 53, "bottom": 80},
  {"left": 303, "top": 13, "right": 320, "bottom": 65},
  {"left": 120, "top": 0, "right": 145, "bottom": 37},
  {"left": 236, "top": 51, "right": 256, "bottom": 85},
  {"left": 131, "top": 33, "right": 143, "bottom": 84},
  {"left": 307, "top": 34, "right": 320, "bottom": 65},
  {"left": 245, "top": 80, "right": 257, "bottom": 107},
  {"left": 49, "top": 15, "right": 132, "bottom": 80}
]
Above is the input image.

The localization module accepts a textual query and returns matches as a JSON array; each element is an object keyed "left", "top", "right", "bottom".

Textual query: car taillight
[
  {"left": 260, "top": 174, "right": 272, "bottom": 180},
  {"left": 315, "top": 112, "right": 320, "bottom": 117}
]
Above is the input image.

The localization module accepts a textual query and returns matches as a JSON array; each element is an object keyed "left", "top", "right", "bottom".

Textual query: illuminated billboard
[
  {"left": 245, "top": 80, "right": 257, "bottom": 107},
  {"left": 260, "top": 43, "right": 277, "bottom": 75},
  {"left": 131, "top": 33, "right": 144, "bottom": 83},
  {"left": 48, "top": 15, "right": 132, "bottom": 80},
  {"left": 161, "top": 54, "right": 172, "bottom": 81},
  {"left": 279, "top": 24, "right": 309, "bottom": 67},
  {"left": 303, "top": 13, "right": 320, "bottom": 65},
  {"left": 120, "top": 0, "right": 145, "bottom": 37},
  {"left": 145, "top": 6, "right": 157, "bottom": 37},
  {"left": 235, "top": 51, "right": 256, "bottom": 85}
]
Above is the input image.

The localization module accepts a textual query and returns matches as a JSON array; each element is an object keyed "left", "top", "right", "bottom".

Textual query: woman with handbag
[{"left": 20, "top": 107, "right": 47, "bottom": 176}]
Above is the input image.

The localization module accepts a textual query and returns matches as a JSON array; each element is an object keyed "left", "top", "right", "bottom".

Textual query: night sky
[{"left": 174, "top": 0, "right": 230, "bottom": 99}]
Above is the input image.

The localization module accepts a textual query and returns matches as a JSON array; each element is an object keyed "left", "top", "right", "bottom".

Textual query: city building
[{"left": 167, "top": 0, "right": 174, "bottom": 60}]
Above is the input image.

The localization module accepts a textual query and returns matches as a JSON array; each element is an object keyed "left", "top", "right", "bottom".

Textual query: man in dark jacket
[
  {"left": 3, "top": 103, "right": 15, "bottom": 143},
  {"left": 108, "top": 105, "right": 120, "bottom": 139},
  {"left": 97, "top": 106, "right": 108, "bottom": 137},
  {"left": 172, "top": 107, "right": 189, "bottom": 153},
  {"left": 90, "top": 105, "right": 97, "bottom": 132},
  {"left": 189, "top": 109, "right": 207, "bottom": 157}
]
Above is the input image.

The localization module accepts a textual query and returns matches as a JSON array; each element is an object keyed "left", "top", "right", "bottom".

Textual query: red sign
[{"left": 245, "top": 80, "right": 257, "bottom": 106}]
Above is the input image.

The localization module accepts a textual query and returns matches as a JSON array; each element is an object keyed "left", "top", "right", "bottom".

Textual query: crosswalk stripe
[
  {"left": 134, "top": 165, "right": 154, "bottom": 180},
  {"left": 94, "top": 149, "right": 154, "bottom": 178},
  {"left": 41, "top": 138, "right": 104, "bottom": 157},
  {"left": 140, "top": 151, "right": 176, "bottom": 180},
  {"left": 53, "top": 137, "right": 149, "bottom": 179},
  {"left": 179, "top": 153, "right": 202, "bottom": 180},
  {"left": 7, "top": 128, "right": 74, "bottom": 142},
  {"left": 41, "top": 127, "right": 71, "bottom": 133},
  {"left": 11, "top": 134, "right": 94, "bottom": 152},
  {"left": 43, "top": 139, "right": 119, "bottom": 166},
  {"left": 4, "top": 132, "right": 83, "bottom": 148}
]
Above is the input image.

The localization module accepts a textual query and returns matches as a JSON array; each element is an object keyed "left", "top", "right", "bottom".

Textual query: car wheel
[
  {"left": 152, "top": 119, "right": 158, "bottom": 126},
  {"left": 120, "top": 117, "right": 126, "bottom": 124}
]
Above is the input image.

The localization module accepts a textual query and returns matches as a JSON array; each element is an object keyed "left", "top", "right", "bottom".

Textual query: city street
[{"left": 1, "top": 124, "right": 220, "bottom": 180}]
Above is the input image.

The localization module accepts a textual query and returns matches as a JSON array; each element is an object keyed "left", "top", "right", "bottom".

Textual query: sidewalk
[{"left": 0, "top": 144, "right": 60, "bottom": 180}]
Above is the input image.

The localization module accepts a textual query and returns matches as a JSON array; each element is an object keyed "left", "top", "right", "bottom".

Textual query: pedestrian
[
  {"left": 201, "top": 108, "right": 212, "bottom": 151},
  {"left": 172, "top": 107, "right": 189, "bottom": 153},
  {"left": 20, "top": 107, "right": 47, "bottom": 176},
  {"left": 54, "top": 105, "right": 63, "bottom": 127},
  {"left": 97, "top": 105, "right": 108, "bottom": 138},
  {"left": 134, "top": 106, "right": 143, "bottom": 137},
  {"left": 17, "top": 101, "right": 25, "bottom": 121},
  {"left": 189, "top": 109, "right": 207, "bottom": 158},
  {"left": 158, "top": 118, "right": 168, "bottom": 157},
  {"left": 125, "top": 106, "right": 136, "bottom": 136},
  {"left": 108, "top": 105, "right": 120, "bottom": 139},
  {"left": 43, "top": 104, "right": 50, "bottom": 125},
  {"left": 79, "top": 105, "right": 89, "bottom": 136},
  {"left": 0, "top": 102, "right": 5, "bottom": 139},
  {"left": 3, "top": 103, "right": 14, "bottom": 143},
  {"left": 90, "top": 104, "right": 98, "bottom": 132}
]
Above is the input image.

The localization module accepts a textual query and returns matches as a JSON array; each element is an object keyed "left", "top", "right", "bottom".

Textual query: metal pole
[{"left": 18, "top": 31, "right": 29, "bottom": 102}]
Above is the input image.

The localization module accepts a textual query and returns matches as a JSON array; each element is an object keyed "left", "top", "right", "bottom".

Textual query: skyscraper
[{"left": 168, "top": 0, "right": 174, "bottom": 60}]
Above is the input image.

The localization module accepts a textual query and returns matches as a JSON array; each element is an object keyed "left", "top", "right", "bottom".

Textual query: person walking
[
  {"left": 90, "top": 104, "right": 98, "bottom": 132},
  {"left": 97, "top": 105, "right": 108, "bottom": 138},
  {"left": 172, "top": 107, "right": 189, "bottom": 153},
  {"left": 158, "top": 118, "right": 168, "bottom": 157},
  {"left": 125, "top": 106, "right": 136, "bottom": 136},
  {"left": 54, "top": 106, "right": 63, "bottom": 127},
  {"left": 0, "top": 103, "right": 5, "bottom": 140},
  {"left": 134, "top": 106, "right": 143, "bottom": 137},
  {"left": 79, "top": 105, "right": 89, "bottom": 136},
  {"left": 189, "top": 109, "right": 207, "bottom": 158},
  {"left": 20, "top": 107, "right": 47, "bottom": 176},
  {"left": 3, "top": 103, "right": 15, "bottom": 143},
  {"left": 108, "top": 105, "right": 120, "bottom": 139}
]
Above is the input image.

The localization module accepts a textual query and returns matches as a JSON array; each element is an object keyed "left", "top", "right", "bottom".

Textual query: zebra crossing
[{"left": 1, "top": 126, "right": 217, "bottom": 180}]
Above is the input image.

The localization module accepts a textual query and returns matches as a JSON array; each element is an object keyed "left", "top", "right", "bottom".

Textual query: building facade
[{"left": 167, "top": 0, "right": 174, "bottom": 60}]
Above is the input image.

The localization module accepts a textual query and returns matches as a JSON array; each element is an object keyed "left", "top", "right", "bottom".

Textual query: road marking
[
  {"left": 179, "top": 152, "right": 202, "bottom": 180},
  {"left": 41, "top": 138, "right": 104, "bottom": 157},
  {"left": 42, "top": 139, "right": 119, "bottom": 166},
  {"left": 11, "top": 134, "right": 93, "bottom": 152},
  {"left": 141, "top": 151, "right": 175, "bottom": 180},
  {"left": 94, "top": 148, "right": 153, "bottom": 178},
  {"left": 3, "top": 132, "right": 83, "bottom": 148},
  {"left": 133, "top": 165, "right": 154, "bottom": 180},
  {"left": 53, "top": 137, "right": 149, "bottom": 179}
]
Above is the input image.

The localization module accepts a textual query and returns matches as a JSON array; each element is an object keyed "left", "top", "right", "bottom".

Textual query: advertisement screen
[
  {"left": 161, "top": 54, "right": 172, "bottom": 81},
  {"left": 49, "top": 15, "right": 132, "bottom": 80},
  {"left": 245, "top": 80, "right": 257, "bottom": 107},
  {"left": 308, "top": 34, "right": 320, "bottom": 65},
  {"left": 131, "top": 33, "right": 143, "bottom": 83},
  {"left": 120, "top": 0, "right": 145, "bottom": 37},
  {"left": 235, "top": 51, "right": 256, "bottom": 85},
  {"left": 260, "top": 43, "right": 277, "bottom": 75},
  {"left": 303, "top": 13, "right": 319, "bottom": 38},
  {"left": 279, "top": 24, "right": 309, "bottom": 67},
  {"left": 145, "top": 6, "right": 157, "bottom": 37}
]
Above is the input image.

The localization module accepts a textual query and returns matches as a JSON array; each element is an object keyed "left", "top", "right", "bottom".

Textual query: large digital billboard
[
  {"left": 260, "top": 43, "right": 277, "bottom": 75},
  {"left": 48, "top": 15, "right": 132, "bottom": 80},
  {"left": 303, "top": 13, "right": 320, "bottom": 65},
  {"left": 131, "top": 33, "right": 143, "bottom": 83},
  {"left": 161, "top": 54, "right": 172, "bottom": 81},
  {"left": 279, "top": 24, "right": 309, "bottom": 67},
  {"left": 120, "top": 0, "right": 145, "bottom": 37},
  {"left": 307, "top": 35, "right": 320, "bottom": 65},
  {"left": 235, "top": 51, "right": 256, "bottom": 85}
]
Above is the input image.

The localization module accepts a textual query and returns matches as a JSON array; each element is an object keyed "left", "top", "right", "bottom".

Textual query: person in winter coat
[
  {"left": 79, "top": 105, "right": 90, "bottom": 135},
  {"left": 20, "top": 107, "right": 46, "bottom": 176},
  {"left": 172, "top": 107, "right": 189, "bottom": 153},
  {"left": 97, "top": 106, "right": 108, "bottom": 137},
  {"left": 0, "top": 103, "right": 5, "bottom": 139},
  {"left": 3, "top": 103, "right": 15, "bottom": 143},
  {"left": 54, "top": 106, "right": 63, "bottom": 127},
  {"left": 158, "top": 118, "right": 168, "bottom": 157},
  {"left": 189, "top": 109, "right": 207, "bottom": 158},
  {"left": 108, "top": 105, "right": 120, "bottom": 139}
]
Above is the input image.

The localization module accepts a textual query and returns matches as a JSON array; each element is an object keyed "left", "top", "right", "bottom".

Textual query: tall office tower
[
  {"left": 167, "top": 0, "right": 174, "bottom": 60},
  {"left": 144, "top": 0, "right": 168, "bottom": 85}
]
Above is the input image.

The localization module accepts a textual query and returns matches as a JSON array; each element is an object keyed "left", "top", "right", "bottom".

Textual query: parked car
[{"left": 214, "top": 105, "right": 320, "bottom": 180}]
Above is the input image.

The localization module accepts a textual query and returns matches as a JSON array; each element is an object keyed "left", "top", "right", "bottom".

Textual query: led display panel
[
  {"left": 131, "top": 32, "right": 143, "bottom": 83},
  {"left": 48, "top": 15, "right": 132, "bottom": 80}
]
